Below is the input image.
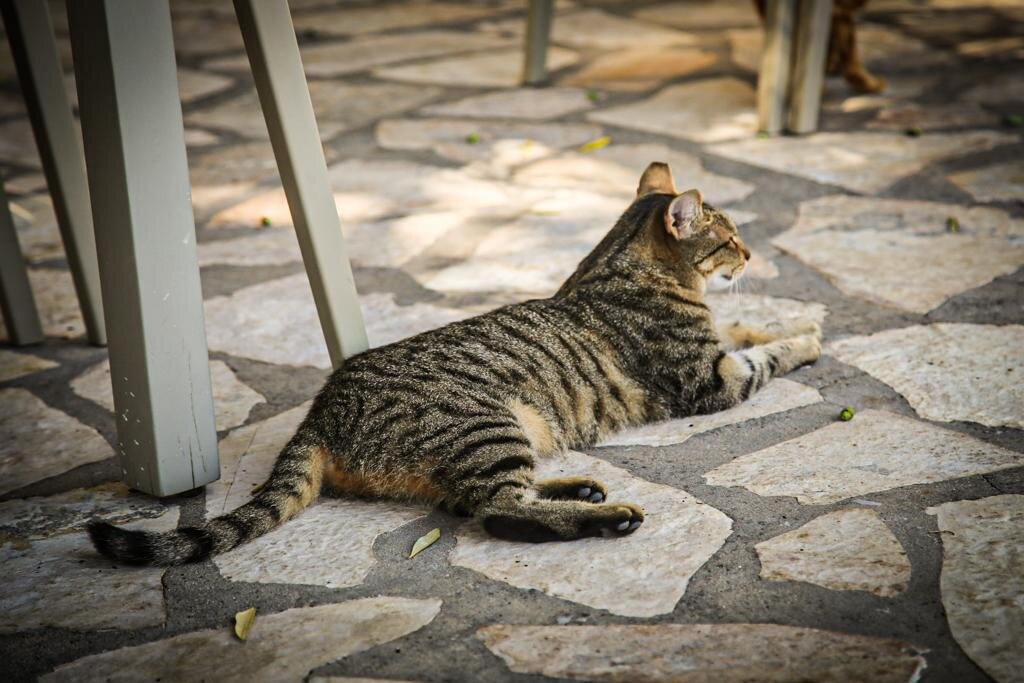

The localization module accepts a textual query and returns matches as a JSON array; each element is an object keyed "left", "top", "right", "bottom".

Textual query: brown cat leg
[
  {"left": 701, "top": 334, "right": 821, "bottom": 412},
  {"left": 535, "top": 476, "right": 608, "bottom": 503},
  {"left": 830, "top": 4, "right": 886, "bottom": 93},
  {"left": 478, "top": 488, "right": 644, "bottom": 542},
  {"left": 717, "top": 320, "right": 821, "bottom": 351}
]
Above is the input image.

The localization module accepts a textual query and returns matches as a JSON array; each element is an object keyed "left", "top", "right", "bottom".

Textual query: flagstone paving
[{"left": 1, "top": 0, "right": 1022, "bottom": 681}]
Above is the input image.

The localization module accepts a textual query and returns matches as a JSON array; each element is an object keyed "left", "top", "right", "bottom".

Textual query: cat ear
[
  {"left": 637, "top": 162, "right": 677, "bottom": 197},
  {"left": 664, "top": 189, "right": 704, "bottom": 240}
]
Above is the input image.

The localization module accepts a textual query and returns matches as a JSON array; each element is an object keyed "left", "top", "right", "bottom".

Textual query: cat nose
[{"left": 742, "top": 245, "right": 751, "bottom": 260}]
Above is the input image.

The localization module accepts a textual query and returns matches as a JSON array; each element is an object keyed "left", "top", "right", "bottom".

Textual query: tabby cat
[{"left": 89, "top": 162, "right": 822, "bottom": 565}]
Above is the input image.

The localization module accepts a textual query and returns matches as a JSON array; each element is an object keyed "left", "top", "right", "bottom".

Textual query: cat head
[{"left": 637, "top": 161, "right": 751, "bottom": 291}]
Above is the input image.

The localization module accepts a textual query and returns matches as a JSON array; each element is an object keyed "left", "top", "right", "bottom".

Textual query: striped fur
[{"left": 89, "top": 162, "right": 821, "bottom": 565}]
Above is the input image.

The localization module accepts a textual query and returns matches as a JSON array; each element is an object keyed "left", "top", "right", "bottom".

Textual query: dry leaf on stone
[
  {"left": 234, "top": 607, "right": 256, "bottom": 641},
  {"left": 409, "top": 528, "right": 441, "bottom": 559},
  {"left": 579, "top": 136, "right": 611, "bottom": 153}
]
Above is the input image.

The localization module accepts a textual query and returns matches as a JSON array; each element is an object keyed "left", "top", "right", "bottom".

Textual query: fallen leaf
[
  {"left": 409, "top": 528, "right": 441, "bottom": 559},
  {"left": 234, "top": 607, "right": 257, "bottom": 641},
  {"left": 578, "top": 135, "right": 611, "bottom": 153}
]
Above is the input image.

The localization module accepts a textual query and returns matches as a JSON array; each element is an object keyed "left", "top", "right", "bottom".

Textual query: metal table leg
[
  {"left": 233, "top": 0, "right": 368, "bottom": 367},
  {"left": 787, "top": 0, "right": 833, "bottom": 134},
  {"left": 67, "top": 0, "right": 218, "bottom": 497},
  {"left": 0, "top": 182, "right": 43, "bottom": 346},
  {"left": 523, "top": 0, "right": 554, "bottom": 86},
  {"left": 757, "top": 0, "right": 797, "bottom": 135},
  {"left": 2, "top": 0, "right": 106, "bottom": 346}
]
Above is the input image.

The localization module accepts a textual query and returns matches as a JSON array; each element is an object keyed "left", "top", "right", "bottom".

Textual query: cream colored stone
[
  {"left": 706, "top": 292, "right": 828, "bottom": 329},
  {"left": 187, "top": 81, "right": 440, "bottom": 141},
  {"left": 588, "top": 78, "right": 758, "bottom": 143},
  {"left": 773, "top": 196, "right": 1024, "bottom": 313},
  {"left": 710, "top": 131, "right": 1016, "bottom": 194},
  {"left": 374, "top": 47, "right": 579, "bottom": 88},
  {"left": 293, "top": 1, "right": 508, "bottom": 36},
  {"left": 480, "top": 8, "right": 698, "bottom": 50},
  {"left": 828, "top": 324, "right": 1024, "bottom": 429},
  {"left": 204, "top": 277, "right": 471, "bottom": 368},
  {"left": 71, "top": 359, "right": 264, "bottom": 432},
  {"left": 957, "top": 35, "right": 1024, "bottom": 57},
  {"left": 513, "top": 142, "right": 754, "bottom": 206},
  {"left": 0, "top": 348, "right": 57, "bottom": 382},
  {"left": 948, "top": 161, "right": 1024, "bottom": 203},
  {"left": 65, "top": 68, "right": 230, "bottom": 107},
  {"left": 602, "top": 379, "right": 822, "bottom": 448},
  {"left": 8, "top": 269, "right": 82, "bottom": 341},
  {"left": 376, "top": 118, "right": 602, "bottom": 165},
  {"left": 422, "top": 87, "right": 593, "bottom": 120},
  {"left": 451, "top": 450, "right": 732, "bottom": 617},
  {"left": 564, "top": 48, "right": 717, "bottom": 92},
  {"left": 479, "top": 623, "right": 926, "bottom": 682},
  {"left": 635, "top": 0, "right": 759, "bottom": 29},
  {"left": 208, "top": 404, "right": 425, "bottom": 586},
  {"left": 705, "top": 409, "right": 1024, "bottom": 505},
  {"left": 9, "top": 194, "right": 61, "bottom": 263},
  {"left": 756, "top": 508, "right": 911, "bottom": 596},
  {"left": 928, "top": 495, "right": 1024, "bottom": 683},
  {"left": 0, "top": 506, "right": 177, "bottom": 633},
  {"left": 866, "top": 102, "right": 997, "bottom": 131},
  {"left": 43, "top": 597, "right": 442, "bottom": 682},
  {"left": 0, "top": 388, "right": 112, "bottom": 496},
  {"left": 727, "top": 27, "right": 761, "bottom": 72}
]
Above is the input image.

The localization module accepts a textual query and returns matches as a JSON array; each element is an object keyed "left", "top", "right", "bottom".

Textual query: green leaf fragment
[
  {"left": 578, "top": 135, "right": 611, "bottom": 153},
  {"left": 586, "top": 89, "right": 601, "bottom": 102},
  {"left": 466, "top": 132, "right": 480, "bottom": 144},
  {"left": 839, "top": 407, "right": 855, "bottom": 422},
  {"left": 946, "top": 216, "right": 960, "bottom": 232},
  {"left": 234, "top": 607, "right": 257, "bottom": 641},
  {"left": 1003, "top": 114, "right": 1023, "bottom": 127},
  {"left": 905, "top": 127, "right": 922, "bottom": 137},
  {"left": 260, "top": 216, "right": 272, "bottom": 226},
  {"left": 409, "top": 527, "right": 441, "bottom": 559}
]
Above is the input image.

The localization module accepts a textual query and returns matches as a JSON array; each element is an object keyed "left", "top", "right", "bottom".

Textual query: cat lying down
[{"left": 89, "top": 161, "right": 821, "bottom": 564}]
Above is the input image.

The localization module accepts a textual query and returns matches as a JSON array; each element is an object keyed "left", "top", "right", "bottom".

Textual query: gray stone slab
[
  {"left": 755, "top": 508, "right": 911, "bottom": 597},
  {"left": 705, "top": 409, "right": 1024, "bottom": 505},
  {"left": 421, "top": 87, "right": 593, "bottom": 120},
  {"left": 43, "top": 597, "right": 442, "bottom": 682},
  {"left": 451, "top": 450, "right": 732, "bottom": 617},
  {"left": 928, "top": 495, "right": 1024, "bottom": 683},
  {"left": 962, "top": 72, "right": 1024, "bottom": 105},
  {"left": 773, "top": 195, "right": 1024, "bottom": 313},
  {"left": 563, "top": 47, "right": 717, "bottom": 92},
  {"left": 866, "top": 102, "right": 998, "bottom": 132},
  {"left": 374, "top": 47, "right": 579, "bottom": 88},
  {"left": 292, "top": 1, "right": 511, "bottom": 36},
  {"left": 480, "top": 8, "right": 698, "bottom": 50},
  {"left": 478, "top": 623, "right": 926, "bottom": 682},
  {"left": 828, "top": 323, "right": 1024, "bottom": 429}
]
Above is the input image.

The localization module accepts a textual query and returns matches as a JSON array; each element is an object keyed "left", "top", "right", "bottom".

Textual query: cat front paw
[{"left": 794, "top": 334, "right": 822, "bottom": 365}]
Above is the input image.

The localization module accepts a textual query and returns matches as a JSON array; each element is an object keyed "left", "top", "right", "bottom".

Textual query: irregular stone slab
[
  {"left": 451, "top": 450, "right": 732, "bottom": 617},
  {"left": 10, "top": 193, "right": 62, "bottom": 264},
  {"left": 602, "top": 379, "right": 822, "bottom": 448},
  {"left": 710, "top": 131, "right": 1014, "bottom": 194},
  {"left": 588, "top": 78, "right": 758, "bottom": 143},
  {"left": 374, "top": 47, "right": 579, "bottom": 88},
  {"left": 311, "top": 679, "right": 416, "bottom": 683},
  {"left": 293, "top": 1, "right": 507, "bottom": 36},
  {"left": 170, "top": 15, "right": 244, "bottom": 56},
  {"left": 208, "top": 404, "right": 426, "bottom": 587},
  {"left": 727, "top": 27, "right": 762, "bottom": 72},
  {"left": 635, "top": 0, "right": 760, "bottom": 29},
  {"left": 564, "top": 48, "right": 717, "bottom": 92},
  {"left": 957, "top": 35, "right": 1024, "bottom": 58},
  {"left": 66, "top": 67, "right": 230, "bottom": 107},
  {"left": 928, "top": 495, "right": 1024, "bottom": 683},
  {"left": 0, "top": 388, "right": 112, "bottom": 496},
  {"left": 204, "top": 277, "right": 470, "bottom": 368},
  {"left": 513, "top": 142, "right": 754, "bottom": 205},
  {"left": 962, "top": 72, "right": 1024, "bottom": 104},
  {"left": 43, "top": 597, "right": 442, "bottom": 683},
  {"left": 823, "top": 74, "right": 938, "bottom": 114},
  {"left": 422, "top": 87, "right": 592, "bottom": 120},
  {"left": 948, "top": 161, "right": 1024, "bottom": 203},
  {"left": 72, "top": 359, "right": 264, "bottom": 433},
  {"left": 187, "top": 142, "right": 280, "bottom": 213},
  {"left": 828, "top": 324, "right": 1024, "bottom": 429},
  {"left": 211, "top": 158, "right": 530, "bottom": 228},
  {"left": 479, "top": 623, "right": 926, "bottom": 682},
  {"left": 481, "top": 8, "right": 698, "bottom": 50},
  {"left": 0, "top": 348, "right": 57, "bottom": 382},
  {"left": 705, "top": 409, "right": 1024, "bottom": 505},
  {"left": 773, "top": 196, "right": 1024, "bottom": 313},
  {"left": 866, "top": 102, "right": 997, "bottom": 131},
  {"left": 756, "top": 508, "right": 911, "bottom": 596},
  {"left": 187, "top": 81, "right": 440, "bottom": 141},
  {"left": 0, "top": 119, "right": 42, "bottom": 167},
  {"left": 0, "top": 507, "right": 177, "bottom": 633},
  {"left": 210, "top": 31, "right": 512, "bottom": 77},
  {"left": 376, "top": 118, "right": 602, "bottom": 166},
  {"left": 706, "top": 292, "right": 828, "bottom": 329}
]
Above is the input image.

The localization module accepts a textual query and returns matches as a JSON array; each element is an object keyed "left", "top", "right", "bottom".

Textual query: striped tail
[{"left": 87, "top": 442, "right": 327, "bottom": 566}]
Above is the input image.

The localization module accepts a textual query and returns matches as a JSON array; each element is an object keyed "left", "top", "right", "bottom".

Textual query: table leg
[
  {"left": 2, "top": 0, "right": 106, "bottom": 346},
  {"left": 523, "top": 0, "right": 554, "bottom": 86},
  {"left": 67, "top": 0, "right": 219, "bottom": 496},
  {"left": 757, "top": 0, "right": 797, "bottom": 135},
  {"left": 787, "top": 0, "right": 832, "bottom": 134},
  {"left": 0, "top": 182, "right": 43, "bottom": 346},
  {"left": 233, "top": 0, "right": 368, "bottom": 367}
]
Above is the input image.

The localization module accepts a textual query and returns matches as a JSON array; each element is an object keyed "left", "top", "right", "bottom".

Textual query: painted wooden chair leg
[
  {"left": 523, "top": 0, "right": 554, "bottom": 86},
  {"left": 757, "top": 0, "right": 797, "bottom": 135},
  {"left": 67, "top": 0, "right": 219, "bottom": 497},
  {"left": 787, "top": 0, "right": 833, "bottom": 134},
  {"left": 2, "top": 0, "right": 107, "bottom": 346},
  {"left": 233, "top": 0, "right": 368, "bottom": 368},
  {"left": 0, "top": 182, "right": 44, "bottom": 346}
]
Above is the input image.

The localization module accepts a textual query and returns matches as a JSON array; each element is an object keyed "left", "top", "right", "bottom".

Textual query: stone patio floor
[{"left": 2, "top": 0, "right": 1023, "bottom": 681}]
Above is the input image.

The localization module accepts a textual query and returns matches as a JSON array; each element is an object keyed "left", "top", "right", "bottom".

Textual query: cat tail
[{"left": 87, "top": 440, "right": 328, "bottom": 566}]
